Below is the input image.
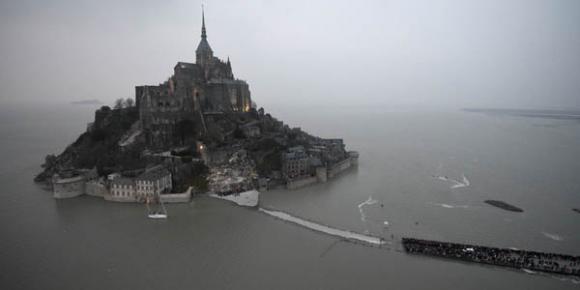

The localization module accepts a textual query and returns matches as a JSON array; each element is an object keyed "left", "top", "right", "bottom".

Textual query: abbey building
[{"left": 136, "top": 10, "right": 252, "bottom": 147}]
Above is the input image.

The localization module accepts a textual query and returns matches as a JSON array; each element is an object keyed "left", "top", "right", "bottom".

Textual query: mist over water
[
  {"left": 1, "top": 102, "right": 579, "bottom": 289},
  {"left": 1, "top": 0, "right": 580, "bottom": 109}
]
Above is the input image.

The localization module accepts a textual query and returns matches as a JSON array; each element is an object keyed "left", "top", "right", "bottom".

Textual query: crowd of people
[{"left": 403, "top": 238, "right": 580, "bottom": 276}]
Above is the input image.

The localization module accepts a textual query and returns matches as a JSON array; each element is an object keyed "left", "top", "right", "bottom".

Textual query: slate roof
[
  {"left": 137, "top": 167, "right": 171, "bottom": 182},
  {"left": 111, "top": 177, "right": 135, "bottom": 187},
  {"left": 175, "top": 62, "right": 196, "bottom": 69},
  {"left": 196, "top": 38, "right": 213, "bottom": 54}
]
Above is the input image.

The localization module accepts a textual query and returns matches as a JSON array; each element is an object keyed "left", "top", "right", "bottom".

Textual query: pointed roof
[
  {"left": 201, "top": 6, "right": 207, "bottom": 39},
  {"left": 196, "top": 6, "right": 213, "bottom": 55}
]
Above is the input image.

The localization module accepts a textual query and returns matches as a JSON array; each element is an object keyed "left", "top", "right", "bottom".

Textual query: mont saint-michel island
[
  {"left": 31, "top": 10, "right": 580, "bottom": 278},
  {"left": 3, "top": 2, "right": 580, "bottom": 288},
  {"left": 35, "top": 11, "right": 359, "bottom": 209}
]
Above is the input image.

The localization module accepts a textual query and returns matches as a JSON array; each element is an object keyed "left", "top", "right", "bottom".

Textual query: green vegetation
[
  {"left": 256, "top": 151, "right": 282, "bottom": 176},
  {"left": 175, "top": 162, "right": 209, "bottom": 192},
  {"left": 34, "top": 106, "right": 143, "bottom": 182}
]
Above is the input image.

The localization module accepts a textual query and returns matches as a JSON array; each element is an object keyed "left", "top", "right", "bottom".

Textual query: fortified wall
[
  {"left": 52, "top": 175, "right": 85, "bottom": 199},
  {"left": 86, "top": 181, "right": 107, "bottom": 197},
  {"left": 328, "top": 151, "right": 359, "bottom": 179},
  {"left": 160, "top": 187, "right": 193, "bottom": 203},
  {"left": 286, "top": 152, "right": 359, "bottom": 190}
]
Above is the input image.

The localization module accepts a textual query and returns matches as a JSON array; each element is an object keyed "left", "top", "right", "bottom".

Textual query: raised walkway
[
  {"left": 259, "top": 208, "right": 385, "bottom": 246},
  {"left": 402, "top": 237, "right": 580, "bottom": 276}
]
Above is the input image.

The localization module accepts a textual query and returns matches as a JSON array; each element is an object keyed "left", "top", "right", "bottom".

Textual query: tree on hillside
[
  {"left": 42, "top": 154, "right": 57, "bottom": 169},
  {"left": 114, "top": 98, "right": 124, "bottom": 109},
  {"left": 124, "top": 98, "right": 134, "bottom": 108}
]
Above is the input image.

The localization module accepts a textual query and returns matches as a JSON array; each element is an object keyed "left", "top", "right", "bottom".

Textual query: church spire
[
  {"left": 196, "top": 5, "right": 213, "bottom": 67},
  {"left": 201, "top": 5, "right": 207, "bottom": 39}
]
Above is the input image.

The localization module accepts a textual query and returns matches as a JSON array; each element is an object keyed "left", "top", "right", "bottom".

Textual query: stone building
[
  {"left": 311, "top": 139, "right": 347, "bottom": 165},
  {"left": 136, "top": 9, "right": 252, "bottom": 147},
  {"left": 107, "top": 166, "right": 172, "bottom": 202},
  {"left": 281, "top": 146, "right": 311, "bottom": 180},
  {"left": 110, "top": 177, "right": 137, "bottom": 202},
  {"left": 241, "top": 120, "right": 261, "bottom": 138},
  {"left": 52, "top": 174, "right": 85, "bottom": 199},
  {"left": 135, "top": 167, "right": 172, "bottom": 199}
]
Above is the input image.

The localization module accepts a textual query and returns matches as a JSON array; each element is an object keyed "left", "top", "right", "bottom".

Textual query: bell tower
[{"left": 195, "top": 7, "right": 213, "bottom": 69}]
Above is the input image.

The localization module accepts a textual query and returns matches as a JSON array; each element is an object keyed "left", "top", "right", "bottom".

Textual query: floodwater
[{"left": 1, "top": 102, "right": 579, "bottom": 289}]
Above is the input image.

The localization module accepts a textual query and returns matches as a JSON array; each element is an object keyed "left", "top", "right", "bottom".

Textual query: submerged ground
[{"left": 1, "top": 102, "right": 579, "bottom": 289}]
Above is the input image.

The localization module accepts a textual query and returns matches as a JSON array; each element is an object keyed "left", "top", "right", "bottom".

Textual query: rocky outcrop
[{"left": 35, "top": 106, "right": 144, "bottom": 183}]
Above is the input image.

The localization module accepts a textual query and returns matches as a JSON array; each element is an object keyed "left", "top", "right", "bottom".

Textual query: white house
[
  {"left": 110, "top": 177, "right": 137, "bottom": 202},
  {"left": 135, "top": 167, "right": 172, "bottom": 200}
]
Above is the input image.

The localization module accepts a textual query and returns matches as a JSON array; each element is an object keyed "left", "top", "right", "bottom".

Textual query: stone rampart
[
  {"left": 52, "top": 176, "right": 85, "bottom": 199},
  {"left": 86, "top": 181, "right": 107, "bottom": 197},
  {"left": 104, "top": 194, "right": 137, "bottom": 203},
  {"left": 160, "top": 187, "right": 192, "bottom": 203},
  {"left": 286, "top": 153, "right": 359, "bottom": 190},
  {"left": 286, "top": 176, "right": 318, "bottom": 190},
  {"left": 328, "top": 157, "right": 353, "bottom": 179}
]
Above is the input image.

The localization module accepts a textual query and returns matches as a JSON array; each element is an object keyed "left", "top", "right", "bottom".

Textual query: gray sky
[{"left": 1, "top": 0, "right": 579, "bottom": 109}]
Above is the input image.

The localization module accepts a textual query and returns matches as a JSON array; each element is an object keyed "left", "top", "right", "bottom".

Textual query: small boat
[
  {"left": 146, "top": 194, "right": 168, "bottom": 219},
  {"left": 148, "top": 212, "right": 167, "bottom": 219}
]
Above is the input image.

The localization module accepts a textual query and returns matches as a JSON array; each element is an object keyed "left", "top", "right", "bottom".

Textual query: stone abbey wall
[
  {"left": 104, "top": 194, "right": 137, "bottom": 203},
  {"left": 160, "top": 187, "right": 192, "bottom": 203},
  {"left": 286, "top": 176, "right": 318, "bottom": 190},
  {"left": 53, "top": 178, "right": 190, "bottom": 203},
  {"left": 286, "top": 154, "right": 358, "bottom": 190},
  {"left": 53, "top": 176, "right": 85, "bottom": 199},
  {"left": 86, "top": 181, "right": 107, "bottom": 197},
  {"left": 327, "top": 157, "right": 354, "bottom": 179}
]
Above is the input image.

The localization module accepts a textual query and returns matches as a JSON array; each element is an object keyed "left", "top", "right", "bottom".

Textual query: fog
[{"left": 1, "top": 0, "right": 579, "bottom": 110}]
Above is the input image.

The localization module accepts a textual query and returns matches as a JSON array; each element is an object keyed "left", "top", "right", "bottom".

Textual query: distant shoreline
[
  {"left": 464, "top": 108, "right": 580, "bottom": 120},
  {"left": 70, "top": 99, "right": 103, "bottom": 105}
]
